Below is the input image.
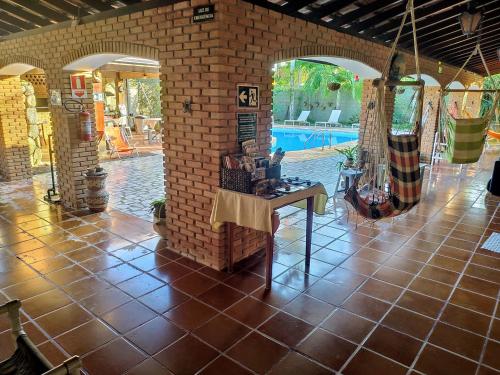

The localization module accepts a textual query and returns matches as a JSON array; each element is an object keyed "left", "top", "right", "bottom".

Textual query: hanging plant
[{"left": 327, "top": 82, "right": 341, "bottom": 91}]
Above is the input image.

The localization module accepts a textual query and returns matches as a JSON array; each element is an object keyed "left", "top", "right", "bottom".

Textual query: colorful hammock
[
  {"left": 343, "top": 0, "right": 423, "bottom": 220},
  {"left": 487, "top": 129, "right": 500, "bottom": 140}
]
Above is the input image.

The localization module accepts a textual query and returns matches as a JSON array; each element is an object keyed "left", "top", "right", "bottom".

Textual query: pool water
[{"left": 271, "top": 127, "right": 358, "bottom": 152}]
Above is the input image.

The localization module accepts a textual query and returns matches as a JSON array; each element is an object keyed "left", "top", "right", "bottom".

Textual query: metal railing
[{"left": 303, "top": 129, "right": 332, "bottom": 150}]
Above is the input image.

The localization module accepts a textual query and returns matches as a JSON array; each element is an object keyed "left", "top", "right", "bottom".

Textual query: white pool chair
[
  {"left": 284, "top": 111, "right": 310, "bottom": 126},
  {"left": 315, "top": 109, "right": 341, "bottom": 127}
]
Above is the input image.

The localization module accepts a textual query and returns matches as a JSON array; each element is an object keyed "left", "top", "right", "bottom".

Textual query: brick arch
[
  {"left": 0, "top": 55, "right": 44, "bottom": 71},
  {"left": 273, "top": 45, "right": 383, "bottom": 73},
  {"left": 61, "top": 41, "right": 159, "bottom": 67}
]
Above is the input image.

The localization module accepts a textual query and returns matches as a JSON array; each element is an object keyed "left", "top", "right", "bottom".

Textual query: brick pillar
[
  {"left": 420, "top": 86, "right": 440, "bottom": 162},
  {"left": 0, "top": 76, "right": 32, "bottom": 181},
  {"left": 45, "top": 71, "right": 99, "bottom": 208}
]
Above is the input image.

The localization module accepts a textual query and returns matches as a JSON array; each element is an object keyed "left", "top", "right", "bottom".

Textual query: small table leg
[
  {"left": 227, "top": 222, "right": 234, "bottom": 273},
  {"left": 305, "top": 196, "right": 314, "bottom": 271},
  {"left": 265, "top": 231, "right": 274, "bottom": 290}
]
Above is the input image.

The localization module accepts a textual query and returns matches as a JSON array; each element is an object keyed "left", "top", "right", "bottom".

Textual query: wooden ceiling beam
[
  {"left": 42, "top": 0, "right": 91, "bottom": 18},
  {"left": 0, "top": 11, "right": 38, "bottom": 30},
  {"left": 332, "top": 0, "right": 398, "bottom": 28},
  {"left": 78, "top": 0, "right": 114, "bottom": 12},
  {"left": 0, "top": 1, "right": 52, "bottom": 26},
  {"left": 426, "top": 34, "right": 498, "bottom": 58},
  {"left": 308, "top": 0, "right": 359, "bottom": 19},
  {"left": 14, "top": 0, "right": 70, "bottom": 22},
  {"left": 282, "top": 0, "right": 317, "bottom": 13},
  {"left": 0, "top": 19, "right": 22, "bottom": 33},
  {"left": 364, "top": 0, "right": 467, "bottom": 40}
]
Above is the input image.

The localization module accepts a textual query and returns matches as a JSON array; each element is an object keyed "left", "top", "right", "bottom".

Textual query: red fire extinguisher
[{"left": 79, "top": 111, "right": 93, "bottom": 141}]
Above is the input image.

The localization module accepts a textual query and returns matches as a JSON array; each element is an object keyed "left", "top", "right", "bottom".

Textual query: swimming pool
[{"left": 271, "top": 127, "right": 358, "bottom": 152}]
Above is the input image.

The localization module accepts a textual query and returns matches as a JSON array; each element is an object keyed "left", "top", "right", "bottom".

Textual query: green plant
[
  {"left": 149, "top": 198, "right": 166, "bottom": 218},
  {"left": 335, "top": 145, "right": 358, "bottom": 171}
]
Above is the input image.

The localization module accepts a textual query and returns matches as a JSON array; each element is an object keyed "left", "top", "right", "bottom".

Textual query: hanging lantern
[
  {"left": 327, "top": 82, "right": 341, "bottom": 91},
  {"left": 458, "top": 9, "right": 483, "bottom": 37}
]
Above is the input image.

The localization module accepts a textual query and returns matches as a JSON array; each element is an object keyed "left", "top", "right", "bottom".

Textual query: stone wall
[{"left": 0, "top": 0, "right": 483, "bottom": 269}]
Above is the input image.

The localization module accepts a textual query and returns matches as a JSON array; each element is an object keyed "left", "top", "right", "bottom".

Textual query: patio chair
[
  {"left": 315, "top": 110, "right": 341, "bottom": 127},
  {"left": 105, "top": 126, "right": 139, "bottom": 159},
  {"left": 284, "top": 111, "right": 310, "bottom": 126},
  {"left": 0, "top": 300, "right": 82, "bottom": 375}
]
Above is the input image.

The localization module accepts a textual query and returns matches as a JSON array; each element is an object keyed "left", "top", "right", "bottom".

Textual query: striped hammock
[{"left": 445, "top": 117, "right": 489, "bottom": 164}]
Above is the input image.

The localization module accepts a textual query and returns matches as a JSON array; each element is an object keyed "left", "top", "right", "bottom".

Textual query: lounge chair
[
  {"left": 315, "top": 109, "right": 341, "bottom": 127},
  {"left": 105, "top": 126, "right": 139, "bottom": 159},
  {"left": 0, "top": 300, "right": 82, "bottom": 375},
  {"left": 284, "top": 110, "right": 310, "bottom": 126}
]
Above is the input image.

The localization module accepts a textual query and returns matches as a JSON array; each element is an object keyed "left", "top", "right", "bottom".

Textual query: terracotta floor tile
[
  {"left": 65, "top": 246, "right": 104, "bottom": 262},
  {"left": 491, "top": 318, "right": 500, "bottom": 341},
  {"left": 36, "top": 302, "right": 93, "bottom": 337},
  {"left": 22, "top": 322, "right": 49, "bottom": 345},
  {"left": 269, "top": 352, "right": 330, "bottom": 375},
  {"left": 154, "top": 335, "right": 218, "bottom": 375},
  {"left": 384, "top": 256, "right": 424, "bottom": 274},
  {"left": 164, "top": 299, "right": 218, "bottom": 331},
  {"left": 251, "top": 281, "right": 301, "bottom": 308},
  {"left": 195, "top": 314, "right": 249, "bottom": 350},
  {"left": 80, "top": 254, "right": 123, "bottom": 273},
  {"left": 0, "top": 331, "right": 15, "bottom": 361},
  {"left": 30, "top": 255, "right": 74, "bottom": 274},
  {"left": 450, "top": 288, "right": 496, "bottom": 315},
  {"left": 297, "top": 328, "right": 356, "bottom": 370},
  {"left": 46, "top": 264, "right": 91, "bottom": 285},
  {"left": 340, "top": 257, "right": 379, "bottom": 276},
  {"left": 117, "top": 273, "right": 165, "bottom": 298},
  {"left": 397, "top": 290, "right": 444, "bottom": 319},
  {"left": 148, "top": 261, "right": 193, "bottom": 283},
  {"left": 126, "top": 316, "right": 185, "bottom": 355},
  {"left": 21, "top": 289, "right": 72, "bottom": 318},
  {"left": 283, "top": 293, "right": 334, "bottom": 325},
  {"left": 408, "top": 277, "right": 453, "bottom": 301},
  {"left": 321, "top": 308, "right": 375, "bottom": 343},
  {"left": 56, "top": 319, "right": 117, "bottom": 356},
  {"left": 224, "top": 271, "right": 265, "bottom": 293},
  {"left": 98, "top": 264, "right": 143, "bottom": 284},
  {"left": 138, "top": 285, "right": 189, "bottom": 314},
  {"left": 373, "top": 266, "right": 414, "bottom": 288},
  {"left": 226, "top": 297, "right": 277, "bottom": 328},
  {"left": 396, "top": 247, "right": 432, "bottom": 263},
  {"left": 37, "top": 341, "right": 68, "bottom": 366},
  {"left": 342, "top": 292, "right": 391, "bottom": 321},
  {"left": 227, "top": 332, "right": 289, "bottom": 374},
  {"left": 458, "top": 275, "right": 499, "bottom": 299},
  {"left": 82, "top": 338, "right": 146, "bottom": 375},
  {"left": 81, "top": 287, "right": 132, "bottom": 315},
  {"left": 198, "top": 283, "right": 245, "bottom": 311},
  {"left": 62, "top": 276, "right": 110, "bottom": 301},
  {"left": 415, "top": 344, "right": 477, "bottom": 375},
  {"left": 129, "top": 253, "right": 171, "bottom": 272},
  {"left": 3, "top": 277, "right": 55, "bottom": 300},
  {"left": 198, "top": 356, "right": 252, "bottom": 375},
  {"left": 170, "top": 272, "right": 218, "bottom": 297},
  {"left": 382, "top": 306, "right": 434, "bottom": 340},
  {"left": 325, "top": 239, "right": 360, "bottom": 255},
  {"left": 305, "top": 279, "right": 355, "bottom": 306},
  {"left": 343, "top": 348, "right": 408, "bottom": 375},
  {"left": 258, "top": 311, "right": 314, "bottom": 347},
  {"left": 359, "top": 278, "right": 403, "bottom": 303},
  {"left": 364, "top": 325, "right": 422, "bottom": 366},
  {"left": 273, "top": 268, "right": 319, "bottom": 292},
  {"left": 429, "top": 322, "right": 485, "bottom": 361},
  {"left": 483, "top": 340, "right": 500, "bottom": 371},
  {"left": 126, "top": 358, "right": 173, "bottom": 375},
  {"left": 16, "top": 246, "right": 58, "bottom": 264},
  {"left": 440, "top": 303, "right": 491, "bottom": 336},
  {"left": 111, "top": 244, "right": 151, "bottom": 262},
  {"left": 101, "top": 301, "right": 156, "bottom": 333},
  {"left": 465, "top": 263, "right": 500, "bottom": 284}
]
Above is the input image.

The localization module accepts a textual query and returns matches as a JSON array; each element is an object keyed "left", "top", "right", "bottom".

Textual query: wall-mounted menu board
[{"left": 237, "top": 113, "right": 257, "bottom": 143}]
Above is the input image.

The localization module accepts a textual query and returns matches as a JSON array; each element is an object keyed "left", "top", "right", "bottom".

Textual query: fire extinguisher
[
  {"left": 79, "top": 110, "right": 93, "bottom": 141},
  {"left": 64, "top": 99, "right": 93, "bottom": 142}
]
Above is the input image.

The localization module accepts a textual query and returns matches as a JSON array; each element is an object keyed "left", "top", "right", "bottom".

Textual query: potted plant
[
  {"left": 150, "top": 198, "right": 168, "bottom": 237},
  {"left": 335, "top": 145, "right": 358, "bottom": 171}
]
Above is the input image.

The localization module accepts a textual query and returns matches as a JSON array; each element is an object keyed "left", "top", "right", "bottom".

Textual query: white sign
[
  {"left": 70, "top": 74, "right": 87, "bottom": 99},
  {"left": 49, "top": 89, "right": 62, "bottom": 106}
]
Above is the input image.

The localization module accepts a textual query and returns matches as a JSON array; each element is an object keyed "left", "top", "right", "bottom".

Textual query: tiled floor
[
  {"left": 1, "top": 154, "right": 499, "bottom": 374},
  {"left": 33, "top": 152, "right": 343, "bottom": 223}
]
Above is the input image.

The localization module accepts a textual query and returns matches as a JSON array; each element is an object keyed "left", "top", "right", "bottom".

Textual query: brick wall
[
  {"left": 0, "top": 76, "right": 32, "bottom": 181},
  {"left": 0, "top": 0, "right": 484, "bottom": 269}
]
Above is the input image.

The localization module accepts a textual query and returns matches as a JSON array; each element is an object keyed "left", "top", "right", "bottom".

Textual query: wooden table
[{"left": 210, "top": 184, "right": 327, "bottom": 290}]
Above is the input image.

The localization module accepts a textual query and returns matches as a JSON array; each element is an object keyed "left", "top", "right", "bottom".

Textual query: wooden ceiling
[
  {"left": 246, "top": 0, "right": 500, "bottom": 76},
  {"left": 0, "top": 0, "right": 498, "bottom": 75}
]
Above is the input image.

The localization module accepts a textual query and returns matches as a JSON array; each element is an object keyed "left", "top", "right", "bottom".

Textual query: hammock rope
[{"left": 345, "top": 0, "right": 424, "bottom": 220}]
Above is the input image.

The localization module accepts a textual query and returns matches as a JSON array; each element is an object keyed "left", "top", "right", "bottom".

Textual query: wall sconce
[
  {"left": 458, "top": 7, "right": 483, "bottom": 37},
  {"left": 438, "top": 61, "right": 443, "bottom": 74},
  {"left": 183, "top": 99, "right": 192, "bottom": 114}
]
